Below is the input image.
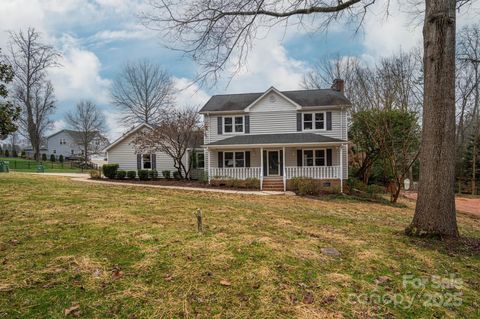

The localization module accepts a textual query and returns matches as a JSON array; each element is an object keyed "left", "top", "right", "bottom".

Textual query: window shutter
[
  {"left": 296, "top": 113, "right": 302, "bottom": 131},
  {"left": 245, "top": 115, "right": 250, "bottom": 134},
  {"left": 326, "top": 112, "right": 332, "bottom": 130},
  {"left": 327, "top": 148, "right": 333, "bottom": 166},
  {"left": 152, "top": 153, "right": 157, "bottom": 169},
  {"left": 218, "top": 152, "right": 223, "bottom": 168},
  {"left": 217, "top": 117, "right": 223, "bottom": 135},
  {"left": 245, "top": 151, "right": 250, "bottom": 167},
  {"left": 192, "top": 151, "right": 197, "bottom": 169},
  {"left": 280, "top": 150, "right": 283, "bottom": 176},
  {"left": 297, "top": 149, "right": 302, "bottom": 166},
  {"left": 137, "top": 154, "right": 141, "bottom": 169}
]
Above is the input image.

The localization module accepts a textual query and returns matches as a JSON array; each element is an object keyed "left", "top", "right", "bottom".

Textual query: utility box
[{"left": 0, "top": 161, "right": 9, "bottom": 173}]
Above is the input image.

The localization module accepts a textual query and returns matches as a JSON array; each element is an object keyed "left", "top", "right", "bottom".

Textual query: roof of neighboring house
[
  {"left": 199, "top": 87, "right": 351, "bottom": 113},
  {"left": 205, "top": 133, "right": 346, "bottom": 147},
  {"left": 47, "top": 129, "right": 107, "bottom": 144}
]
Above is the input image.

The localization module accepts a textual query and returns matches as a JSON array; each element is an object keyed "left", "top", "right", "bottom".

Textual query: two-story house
[
  {"left": 200, "top": 80, "right": 350, "bottom": 191},
  {"left": 47, "top": 129, "right": 109, "bottom": 160}
]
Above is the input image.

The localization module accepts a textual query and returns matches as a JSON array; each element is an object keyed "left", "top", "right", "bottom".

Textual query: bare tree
[
  {"left": 4, "top": 28, "right": 60, "bottom": 161},
  {"left": 132, "top": 107, "right": 203, "bottom": 179},
  {"left": 111, "top": 59, "right": 175, "bottom": 126},
  {"left": 456, "top": 24, "right": 480, "bottom": 195},
  {"left": 144, "top": 0, "right": 464, "bottom": 237},
  {"left": 66, "top": 100, "right": 107, "bottom": 163}
]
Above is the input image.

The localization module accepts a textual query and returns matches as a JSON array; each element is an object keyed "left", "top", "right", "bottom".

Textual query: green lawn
[
  {"left": 0, "top": 157, "right": 84, "bottom": 173},
  {"left": 0, "top": 174, "right": 479, "bottom": 318}
]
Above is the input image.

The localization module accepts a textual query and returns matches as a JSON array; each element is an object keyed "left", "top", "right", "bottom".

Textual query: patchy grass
[{"left": 0, "top": 173, "right": 479, "bottom": 318}]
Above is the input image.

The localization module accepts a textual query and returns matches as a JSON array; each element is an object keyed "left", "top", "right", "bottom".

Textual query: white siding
[
  {"left": 107, "top": 133, "right": 179, "bottom": 173},
  {"left": 47, "top": 131, "right": 82, "bottom": 158}
]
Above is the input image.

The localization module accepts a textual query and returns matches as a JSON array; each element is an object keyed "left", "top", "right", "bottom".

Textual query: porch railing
[
  {"left": 285, "top": 166, "right": 341, "bottom": 179},
  {"left": 210, "top": 167, "right": 261, "bottom": 180}
]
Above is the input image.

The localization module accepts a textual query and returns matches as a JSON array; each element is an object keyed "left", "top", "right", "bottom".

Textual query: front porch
[{"left": 205, "top": 144, "right": 347, "bottom": 192}]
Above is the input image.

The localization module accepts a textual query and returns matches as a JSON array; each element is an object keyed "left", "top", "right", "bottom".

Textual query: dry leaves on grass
[
  {"left": 219, "top": 280, "right": 231, "bottom": 286},
  {"left": 64, "top": 304, "right": 81, "bottom": 317}
]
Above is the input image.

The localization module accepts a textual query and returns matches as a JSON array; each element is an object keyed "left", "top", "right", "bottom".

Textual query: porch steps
[{"left": 262, "top": 178, "right": 285, "bottom": 192}]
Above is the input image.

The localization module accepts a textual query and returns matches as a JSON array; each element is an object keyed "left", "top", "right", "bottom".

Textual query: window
[
  {"left": 303, "top": 149, "right": 326, "bottom": 167},
  {"left": 303, "top": 112, "right": 325, "bottom": 130},
  {"left": 196, "top": 153, "right": 205, "bottom": 168},
  {"left": 235, "top": 152, "right": 245, "bottom": 167},
  {"left": 142, "top": 154, "right": 151, "bottom": 169},
  {"left": 224, "top": 151, "right": 245, "bottom": 168},
  {"left": 315, "top": 149, "right": 325, "bottom": 166},
  {"left": 53, "top": 150, "right": 56, "bottom": 154},
  {"left": 303, "top": 150, "right": 314, "bottom": 166},
  {"left": 60, "top": 138, "right": 67, "bottom": 145},
  {"left": 224, "top": 116, "right": 244, "bottom": 133},
  {"left": 71, "top": 150, "right": 74, "bottom": 155}
]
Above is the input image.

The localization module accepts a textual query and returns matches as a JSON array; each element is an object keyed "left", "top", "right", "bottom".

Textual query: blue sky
[{"left": 1, "top": 0, "right": 479, "bottom": 140}]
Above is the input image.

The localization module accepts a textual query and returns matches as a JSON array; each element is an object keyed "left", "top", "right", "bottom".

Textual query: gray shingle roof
[
  {"left": 205, "top": 133, "right": 345, "bottom": 146},
  {"left": 199, "top": 89, "right": 350, "bottom": 113}
]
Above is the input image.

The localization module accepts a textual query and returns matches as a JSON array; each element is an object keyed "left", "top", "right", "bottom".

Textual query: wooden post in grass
[{"left": 195, "top": 208, "right": 203, "bottom": 233}]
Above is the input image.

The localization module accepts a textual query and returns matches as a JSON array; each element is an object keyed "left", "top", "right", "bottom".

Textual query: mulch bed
[{"left": 92, "top": 178, "right": 261, "bottom": 192}]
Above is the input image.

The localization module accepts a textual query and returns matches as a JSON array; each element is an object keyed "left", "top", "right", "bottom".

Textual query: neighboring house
[
  {"left": 47, "top": 129, "right": 109, "bottom": 160},
  {"left": 200, "top": 80, "right": 350, "bottom": 191},
  {"left": 104, "top": 123, "right": 205, "bottom": 177},
  {"left": 24, "top": 148, "right": 48, "bottom": 159}
]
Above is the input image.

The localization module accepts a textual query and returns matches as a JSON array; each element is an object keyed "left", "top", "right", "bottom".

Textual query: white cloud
[
  {"left": 173, "top": 77, "right": 210, "bottom": 108},
  {"left": 49, "top": 36, "right": 112, "bottom": 105},
  {"left": 48, "top": 119, "right": 66, "bottom": 135},
  {"left": 103, "top": 110, "right": 128, "bottom": 141},
  {"left": 220, "top": 30, "right": 309, "bottom": 93}
]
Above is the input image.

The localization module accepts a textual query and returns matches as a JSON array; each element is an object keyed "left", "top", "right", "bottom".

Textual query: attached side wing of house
[
  {"left": 104, "top": 123, "right": 203, "bottom": 176},
  {"left": 200, "top": 82, "right": 350, "bottom": 191}
]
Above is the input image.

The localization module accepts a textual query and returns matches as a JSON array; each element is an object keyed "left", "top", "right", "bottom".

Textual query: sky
[{"left": 1, "top": 0, "right": 479, "bottom": 141}]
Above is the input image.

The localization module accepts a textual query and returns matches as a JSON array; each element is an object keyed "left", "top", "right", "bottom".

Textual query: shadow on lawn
[{"left": 405, "top": 234, "right": 480, "bottom": 257}]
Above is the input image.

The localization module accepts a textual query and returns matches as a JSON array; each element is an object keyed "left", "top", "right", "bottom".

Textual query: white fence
[
  {"left": 285, "top": 166, "right": 341, "bottom": 179},
  {"left": 210, "top": 167, "right": 261, "bottom": 180}
]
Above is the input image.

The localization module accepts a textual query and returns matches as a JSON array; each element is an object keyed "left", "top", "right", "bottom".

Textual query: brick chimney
[{"left": 331, "top": 79, "right": 345, "bottom": 92}]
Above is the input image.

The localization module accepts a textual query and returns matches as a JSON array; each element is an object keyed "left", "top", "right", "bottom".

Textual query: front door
[{"left": 267, "top": 150, "right": 280, "bottom": 176}]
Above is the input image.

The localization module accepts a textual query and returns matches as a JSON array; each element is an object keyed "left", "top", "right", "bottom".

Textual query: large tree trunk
[{"left": 407, "top": 0, "right": 458, "bottom": 237}]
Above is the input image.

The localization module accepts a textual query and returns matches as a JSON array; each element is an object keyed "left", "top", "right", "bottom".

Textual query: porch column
[
  {"left": 207, "top": 147, "right": 211, "bottom": 183},
  {"left": 339, "top": 145, "right": 343, "bottom": 193},
  {"left": 260, "top": 147, "right": 263, "bottom": 190},
  {"left": 282, "top": 146, "right": 286, "bottom": 191}
]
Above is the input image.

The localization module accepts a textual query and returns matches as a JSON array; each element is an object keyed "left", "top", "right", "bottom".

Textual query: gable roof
[
  {"left": 47, "top": 129, "right": 106, "bottom": 144},
  {"left": 199, "top": 87, "right": 351, "bottom": 113},
  {"left": 104, "top": 123, "right": 153, "bottom": 152}
]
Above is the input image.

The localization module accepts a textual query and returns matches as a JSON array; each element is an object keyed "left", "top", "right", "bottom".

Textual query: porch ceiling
[{"left": 204, "top": 133, "right": 346, "bottom": 148}]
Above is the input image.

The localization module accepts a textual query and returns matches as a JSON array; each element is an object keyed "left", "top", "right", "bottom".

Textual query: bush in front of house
[
  {"left": 172, "top": 171, "right": 180, "bottom": 180},
  {"left": 89, "top": 169, "right": 101, "bottom": 179},
  {"left": 162, "top": 170, "right": 171, "bottom": 179},
  {"left": 116, "top": 170, "right": 127, "bottom": 179},
  {"left": 127, "top": 170, "right": 136, "bottom": 179},
  {"left": 287, "top": 177, "right": 321, "bottom": 196},
  {"left": 58, "top": 154, "right": 64, "bottom": 163},
  {"left": 50, "top": 154, "right": 56, "bottom": 162},
  {"left": 41, "top": 153, "right": 47, "bottom": 161},
  {"left": 12, "top": 150, "right": 18, "bottom": 157},
  {"left": 148, "top": 169, "right": 158, "bottom": 180},
  {"left": 245, "top": 177, "right": 260, "bottom": 189},
  {"left": 21, "top": 150, "right": 26, "bottom": 158},
  {"left": 102, "top": 164, "right": 119, "bottom": 179},
  {"left": 4, "top": 150, "right": 9, "bottom": 157},
  {"left": 138, "top": 169, "right": 149, "bottom": 181}
]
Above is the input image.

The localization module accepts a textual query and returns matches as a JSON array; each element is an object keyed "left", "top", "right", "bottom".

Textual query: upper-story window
[
  {"left": 303, "top": 112, "right": 325, "bottom": 130},
  {"left": 60, "top": 138, "right": 67, "bottom": 145},
  {"left": 224, "top": 116, "right": 244, "bottom": 133}
]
